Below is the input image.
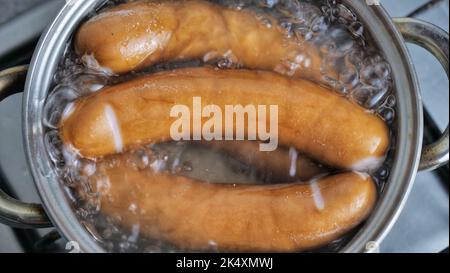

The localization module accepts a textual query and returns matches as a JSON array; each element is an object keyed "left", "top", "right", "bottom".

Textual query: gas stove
[{"left": 0, "top": 0, "right": 448, "bottom": 253}]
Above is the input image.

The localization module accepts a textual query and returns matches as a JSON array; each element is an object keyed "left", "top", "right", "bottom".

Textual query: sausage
[
  {"left": 200, "top": 140, "right": 329, "bottom": 182},
  {"left": 60, "top": 67, "right": 389, "bottom": 170},
  {"left": 75, "top": 0, "right": 322, "bottom": 80},
  {"left": 91, "top": 154, "right": 377, "bottom": 252}
]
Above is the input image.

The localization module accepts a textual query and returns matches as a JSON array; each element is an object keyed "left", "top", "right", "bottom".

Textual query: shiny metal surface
[
  {"left": 0, "top": 65, "right": 28, "bottom": 99},
  {"left": 0, "top": 189, "right": 50, "bottom": 228},
  {"left": 24, "top": 0, "right": 106, "bottom": 252},
  {"left": 0, "top": 0, "right": 445, "bottom": 252},
  {"left": 393, "top": 18, "right": 449, "bottom": 172},
  {"left": 340, "top": 0, "right": 424, "bottom": 253},
  {"left": 0, "top": 65, "right": 51, "bottom": 228}
]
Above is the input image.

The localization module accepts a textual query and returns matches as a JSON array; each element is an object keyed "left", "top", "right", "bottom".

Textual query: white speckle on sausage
[{"left": 104, "top": 104, "right": 123, "bottom": 153}]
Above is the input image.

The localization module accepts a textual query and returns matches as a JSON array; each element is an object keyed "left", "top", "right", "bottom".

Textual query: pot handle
[
  {"left": 0, "top": 65, "right": 52, "bottom": 228},
  {"left": 394, "top": 18, "right": 449, "bottom": 172}
]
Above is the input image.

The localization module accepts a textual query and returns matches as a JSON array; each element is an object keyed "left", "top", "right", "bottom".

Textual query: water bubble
[
  {"left": 88, "top": 173, "right": 111, "bottom": 193},
  {"left": 150, "top": 159, "right": 167, "bottom": 173},
  {"left": 54, "top": 63, "right": 84, "bottom": 84},
  {"left": 321, "top": 5, "right": 330, "bottom": 16},
  {"left": 259, "top": 0, "right": 279, "bottom": 8},
  {"left": 304, "top": 31, "right": 314, "bottom": 41},
  {"left": 322, "top": 75, "right": 340, "bottom": 91},
  {"left": 371, "top": 86, "right": 390, "bottom": 108},
  {"left": 276, "top": 1, "right": 300, "bottom": 17},
  {"left": 349, "top": 21, "right": 364, "bottom": 37},
  {"left": 337, "top": 3, "right": 357, "bottom": 22},
  {"left": 102, "top": 228, "right": 113, "bottom": 239},
  {"left": 384, "top": 94, "right": 397, "bottom": 108},
  {"left": 80, "top": 54, "right": 113, "bottom": 75},
  {"left": 61, "top": 145, "right": 79, "bottom": 168},
  {"left": 127, "top": 149, "right": 151, "bottom": 170},
  {"left": 77, "top": 158, "right": 97, "bottom": 177},
  {"left": 103, "top": 157, "right": 118, "bottom": 169},
  {"left": 331, "top": 7, "right": 340, "bottom": 17},
  {"left": 310, "top": 15, "right": 328, "bottom": 33},
  {"left": 360, "top": 60, "right": 391, "bottom": 88},
  {"left": 182, "top": 161, "right": 193, "bottom": 172},
  {"left": 144, "top": 242, "right": 164, "bottom": 253},
  {"left": 215, "top": 51, "right": 239, "bottom": 69},
  {"left": 320, "top": 55, "right": 339, "bottom": 79},
  {"left": 321, "top": 3, "right": 340, "bottom": 22},
  {"left": 223, "top": 0, "right": 248, "bottom": 9},
  {"left": 72, "top": 73, "right": 108, "bottom": 95},
  {"left": 338, "top": 65, "right": 359, "bottom": 90},
  {"left": 217, "top": 58, "right": 234, "bottom": 69},
  {"left": 261, "top": 17, "right": 273, "bottom": 28},
  {"left": 326, "top": 237, "right": 347, "bottom": 252},
  {"left": 376, "top": 166, "right": 390, "bottom": 180},
  {"left": 347, "top": 48, "right": 365, "bottom": 67},
  {"left": 287, "top": 2, "right": 323, "bottom": 28},
  {"left": 127, "top": 224, "right": 140, "bottom": 243},
  {"left": 43, "top": 86, "right": 78, "bottom": 129},
  {"left": 278, "top": 19, "right": 293, "bottom": 35},
  {"left": 320, "top": 27, "right": 354, "bottom": 58},
  {"left": 83, "top": 221, "right": 105, "bottom": 243},
  {"left": 84, "top": 193, "right": 101, "bottom": 214},
  {"left": 44, "top": 130, "right": 64, "bottom": 166},
  {"left": 293, "top": 25, "right": 310, "bottom": 40},
  {"left": 118, "top": 241, "right": 131, "bottom": 251},
  {"left": 378, "top": 106, "right": 395, "bottom": 124},
  {"left": 351, "top": 85, "right": 388, "bottom": 109},
  {"left": 76, "top": 208, "right": 89, "bottom": 219}
]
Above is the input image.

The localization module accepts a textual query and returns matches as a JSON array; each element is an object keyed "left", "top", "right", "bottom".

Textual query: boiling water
[{"left": 44, "top": 0, "right": 396, "bottom": 252}]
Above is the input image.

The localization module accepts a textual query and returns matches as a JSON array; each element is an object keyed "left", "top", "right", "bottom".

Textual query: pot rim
[
  {"left": 339, "top": 0, "right": 423, "bottom": 253},
  {"left": 22, "top": 0, "right": 423, "bottom": 253}
]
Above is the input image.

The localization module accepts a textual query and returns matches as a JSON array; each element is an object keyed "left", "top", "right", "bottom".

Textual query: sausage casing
[
  {"left": 75, "top": 0, "right": 321, "bottom": 80},
  {"left": 60, "top": 68, "right": 389, "bottom": 170},
  {"left": 92, "top": 156, "right": 377, "bottom": 252}
]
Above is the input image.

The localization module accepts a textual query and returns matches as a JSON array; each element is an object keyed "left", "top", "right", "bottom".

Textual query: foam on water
[
  {"left": 351, "top": 156, "right": 385, "bottom": 173},
  {"left": 81, "top": 54, "right": 114, "bottom": 76}
]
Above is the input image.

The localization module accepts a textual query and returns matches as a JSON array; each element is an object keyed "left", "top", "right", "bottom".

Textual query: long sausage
[
  {"left": 91, "top": 155, "right": 377, "bottom": 252},
  {"left": 60, "top": 67, "right": 389, "bottom": 170},
  {"left": 75, "top": 0, "right": 322, "bottom": 80}
]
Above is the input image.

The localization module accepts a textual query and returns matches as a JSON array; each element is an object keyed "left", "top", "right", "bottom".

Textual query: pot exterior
[
  {"left": 22, "top": 0, "right": 423, "bottom": 253},
  {"left": 339, "top": 1, "right": 423, "bottom": 252}
]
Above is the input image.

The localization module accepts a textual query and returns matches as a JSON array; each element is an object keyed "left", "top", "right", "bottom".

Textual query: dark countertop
[{"left": 0, "top": 0, "right": 47, "bottom": 25}]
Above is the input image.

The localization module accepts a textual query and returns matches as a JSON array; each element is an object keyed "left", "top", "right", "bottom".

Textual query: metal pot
[{"left": 0, "top": 0, "right": 448, "bottom": 253}]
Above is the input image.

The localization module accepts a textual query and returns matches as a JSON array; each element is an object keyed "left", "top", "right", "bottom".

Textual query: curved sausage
[
  {"left": 75, "top": 0, "right": 322, "bottom": 80},
  {"left": 91, "top": 155, "right": 377, "bottom": 252},
  {"left": 60, "top": 67, "right": 389, "bottom": 170}
]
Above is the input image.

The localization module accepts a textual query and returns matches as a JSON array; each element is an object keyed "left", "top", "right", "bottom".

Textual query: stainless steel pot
[{"left": 0, "top": 0, "right": 448, "bottom": 253}]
